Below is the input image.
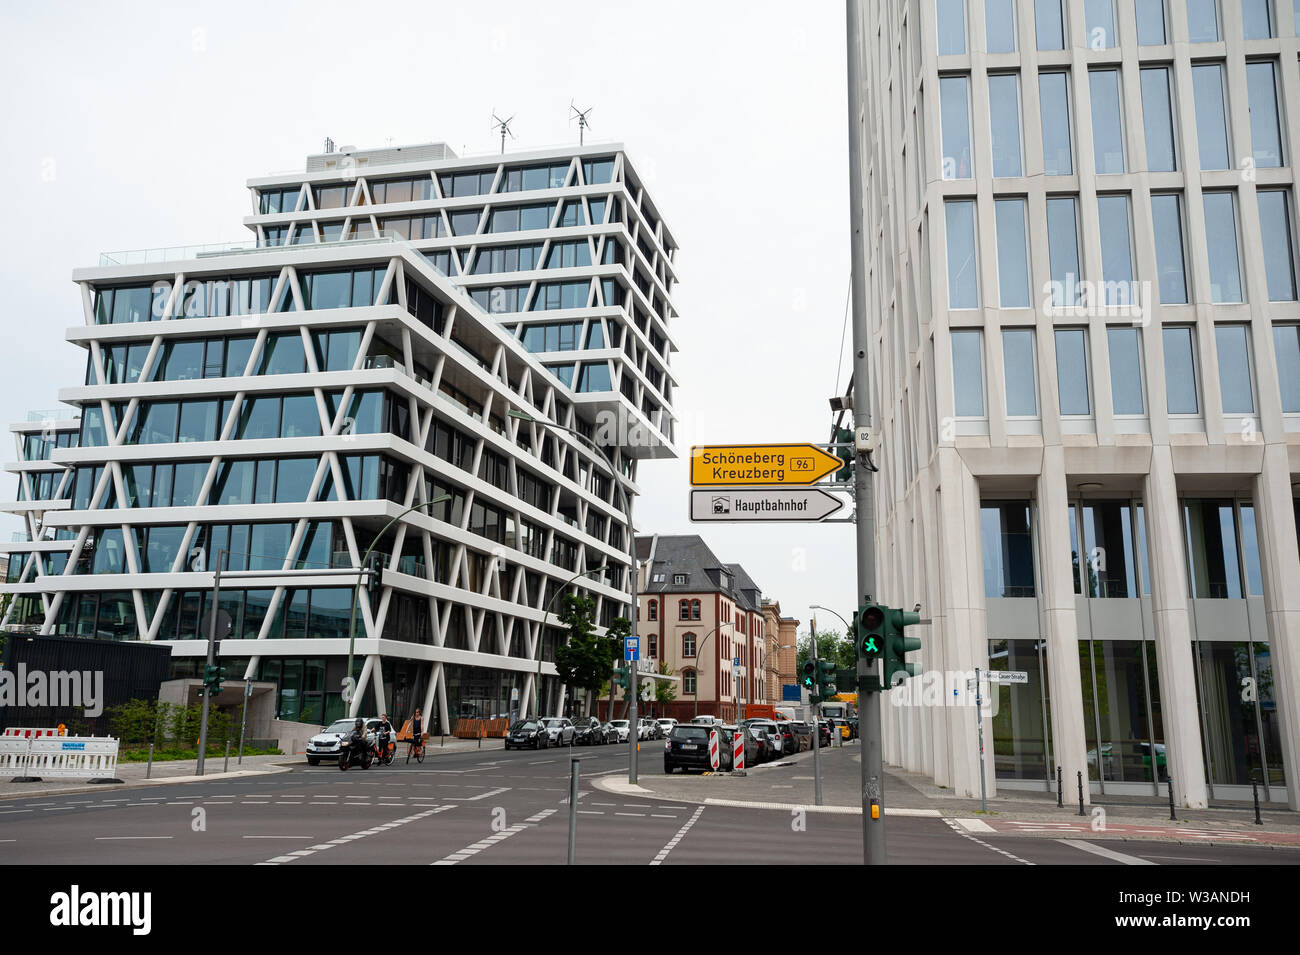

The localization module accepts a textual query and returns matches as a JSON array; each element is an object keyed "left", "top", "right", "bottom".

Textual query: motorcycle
[{"left": 338, "top": 730, "right": 373, "bottom": 771}]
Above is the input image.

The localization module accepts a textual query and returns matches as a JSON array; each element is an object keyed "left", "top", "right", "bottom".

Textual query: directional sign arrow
[
  {"left": 690, "top": 444, "right": 845, "bottom": 486},
  {"left": 689, "top": 487, "right": 848, "bottom": 522}
]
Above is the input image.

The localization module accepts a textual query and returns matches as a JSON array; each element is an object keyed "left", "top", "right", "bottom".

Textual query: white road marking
[
  {"left": 941, "top": 818, "right": 1034, "bottom": 865},
  {"left": 259, "top": 805, "right": 454, "bottom": 865},
  {"left": 1059, "top": 839, "right": 1157, "bottom": 865},
  {"left": 650, "top": 806, "right": 706, "bottom": 866},
  {"left": 447, "top": 786, "right": 511, "bottom": 801},
  {"left": 242, "top": 835, "right": 314, "bottom": 840},
  {"left": 954, "top": 817, "right": 996, "bottom": 833},
  {"left": 430, "top": 808, "right": 556, "bottom": 865},
  {"left": 95, "top": 836, "right": 173, "bottom": 841}
]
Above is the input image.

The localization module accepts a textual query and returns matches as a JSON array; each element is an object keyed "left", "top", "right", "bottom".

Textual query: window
[
  {"left": 673, "top": 573, "right": 687, "bottom": 585},
  {"left": 1097, "top": 196, "right": 1135, "bottom": 305},
  {"left": 988, "top": 74, "right": 1023, "bottom": 177},
  {"left": 683, "top": 669, "right": 697, "bottom": 695},
  {"left": 1273, "top": 325, "right": 1300, "bottom": 411},
  {"left": 1035, "top": 0, "right": 1065, "bottom": 49},
  {"left": 1163, "top": 327, "right": 1200, "bottom": 414},
  {"left": 648, "top": 601, "right": 658, "bottom": 621},
  {"left": 1203, "top": 192, "right": 1242, "bottom": 303},
  {"left": 945, "top": 200, "right": 979, "bottom": 308},
  {"left": 1055, "top": 329, "right": 1091, "bottom": 415},
  {"left": 1039, "top": 72, "right": 1073, "bottom": 176},
  {"left": 1002, "top": 329, "right": 1038, "bottom": 416},
  {"left": 994, "top": 198, "right": 1030, "bottom": 308},
  {"left": 1090, "top": 70, "right": 1126, "bottom": 174},
  {"left": 691, "top": 600, "right": 701, "bottom": 620},
  {"left": 1243, "top": 0, "right": 1274, "bottom": 39},
  {"left": 1135, "top": 0, "right": 1167, "bottom": 44},
  {"left": 1192, "top": 64, "right": 1231, "bottom": 170},
  {"left": 986, "top": 0, "right": 1016, "bottom": 52},
  {"left": 1187, "top": 0, "right": 1220, "bottom": 41},
  {"left": 1140, "top": 68, "right": 1177, "bottom": 173},
  {"left": 1046, "top": 197, "right": 1081, "bottom": 307},
  {"left": 1150, "top": 194, "right": 1188, "bottom": 304},
  {"left": 1215, "top": 325, "right": 1255, "bottom": 414},
  {"left": 1246, "top": 61, "right": 1283, "bottom": 168},
  {"left": 679, "top": 599, "right": 691, "bottom": 620},
  {"left": 936, "top": 0, "right": 966, "bottom": 54},
  {"left": 1258, "top": 191, "right": 1297, "bottom": 301},
  {"left": 1085, "top": 0, "right": 1116, "bottom": 48},
  {"left": 1074, "top": 502, "right": 1141, "bottom": 597},
  {"left": 981, "top": 501, "right": 1035, "bottom": 597},
  {"left": 940, "top": 75, "right": 973, "bottom": 179},
  {"left": 1184, "top": 500, "right": 1262, "bottom": 598},
  {"left": 951, "top": 329, "right": 986, "bottom": 416},
  {"left": 683, "top": 633, "right": 697, "bottom": 657},
  {"left": 1108, "top": 327, "right": 1146, "bottom": 415}
]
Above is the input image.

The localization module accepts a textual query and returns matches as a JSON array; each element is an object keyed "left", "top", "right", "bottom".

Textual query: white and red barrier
[
  {"left": 733, "top": 731, "right": 745, "bottom": 771},
  {"left": 0, "top": 735, "right": 120, "bottom": 781},
  {"left": 1, "top": 727, "right": 62, "bottom": 738},
  {"left": 708, "top": 730, "right": 720, "bottom": 770}
]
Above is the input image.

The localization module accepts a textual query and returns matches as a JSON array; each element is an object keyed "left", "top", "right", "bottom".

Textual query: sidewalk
[{"left": 594, "top": 742, "right": 1300, "bottom": 848}]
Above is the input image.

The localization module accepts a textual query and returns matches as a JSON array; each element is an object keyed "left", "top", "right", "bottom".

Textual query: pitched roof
[{"left": 635, "top": 534, "right": 763, "bottom": 610}]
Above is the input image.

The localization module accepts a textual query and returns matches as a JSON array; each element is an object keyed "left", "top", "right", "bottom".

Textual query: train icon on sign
[{"left": 711, "top": 496, "right": 732, "bottom": 514}]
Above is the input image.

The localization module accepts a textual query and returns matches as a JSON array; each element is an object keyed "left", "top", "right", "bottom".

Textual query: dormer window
[{"left": 673, "top": 573, "right": 687, "bottom": 585}]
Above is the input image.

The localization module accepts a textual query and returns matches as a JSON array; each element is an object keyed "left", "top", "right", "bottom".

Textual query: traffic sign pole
[{"left": 975, "top": 667, "right": 987, "bottom": 813}]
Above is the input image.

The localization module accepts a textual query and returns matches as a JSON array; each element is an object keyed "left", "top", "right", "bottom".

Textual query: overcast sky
[{"left": 0, "top": 0, "right": 857, "bottom": 637}]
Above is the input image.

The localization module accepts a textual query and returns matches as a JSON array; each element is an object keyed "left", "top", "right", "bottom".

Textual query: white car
[
  {"left": 656, "top": 718, "right": 678, "bottom": 737},
  {"left": 607, "top": 719, "right": 631, "bottom": 742},
  {"left": 306, "top": 717, "right": 381, "bottom": 765}
]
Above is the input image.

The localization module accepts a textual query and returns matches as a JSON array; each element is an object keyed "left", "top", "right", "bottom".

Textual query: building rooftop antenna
[
  {"left": 569, "top": 100, "right": 594, "bottom": 146},
  {"left": 491, "top": 110, "right": 516, "bottom": 154}
]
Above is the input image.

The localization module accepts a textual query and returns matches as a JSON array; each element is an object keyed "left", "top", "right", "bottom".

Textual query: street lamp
[
  {"left": 507, "top": 409, "right": 642, "bottom": 783},
  {"left": 533, "top": 561, "right": 610, "bottom": 720},
  {"left": 690, "top": 623, "right": 730, "bottom": 719},
  {"left": 343, "top": 495, "right": 451, "bottom": 716}
]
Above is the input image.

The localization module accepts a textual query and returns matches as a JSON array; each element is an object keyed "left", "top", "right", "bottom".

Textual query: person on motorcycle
[{"left": 348, "top": 718, "right": 367, "bottom": 756}]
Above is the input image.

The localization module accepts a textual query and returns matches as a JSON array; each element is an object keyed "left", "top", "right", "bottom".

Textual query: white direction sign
[
  {"left": 967, "top": 670, "right": 1029, "bottom": 690},
  {"left": 689, "top": 487, "right": 847, "bottom": 523}
]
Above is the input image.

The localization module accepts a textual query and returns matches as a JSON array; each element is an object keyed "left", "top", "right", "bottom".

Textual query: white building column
[
  {"left": 1252, "top": 443, "right": 1300, "bottom": 809},
  {"left": 934, "top": 448, "right": 989, "bottom": 798},
  {"left": 1142, "top": 446, "right": 1209, "bottom": 808},
  {"left": 1036, "top": 448, "right": 1091, "bottom": 804}
]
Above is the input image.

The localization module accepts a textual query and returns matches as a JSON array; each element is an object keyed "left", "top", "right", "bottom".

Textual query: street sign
[
  {"left": 625, "top": 637, "right": 639, "bottom": 661},
  {"left": 689, "top": 488, "right": 847, "bottom": 522},
  {"left": 690, "top": 444, "right": 844, "bottom": 486},
  {"left": 967, "top": 670, "right": 1029, "bottom": 690},
  {"left": 733, "top": 657, "right": 740, "bottom": 667}
]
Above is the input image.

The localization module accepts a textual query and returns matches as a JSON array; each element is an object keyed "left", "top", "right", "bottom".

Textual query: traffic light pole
[
  {"left": 197, "top": 548, "right": 225, "bottom": 777},
  {"left": 809, "top": 624, "right": 823, "bottom": 806},
  {"left": 846, "top": 0, "right": 884, "bottom": 866}
]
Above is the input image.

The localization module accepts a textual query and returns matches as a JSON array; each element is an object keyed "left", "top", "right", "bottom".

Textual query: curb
[{"left": 0, "top": 764, "right": 293, "bottom": 801}]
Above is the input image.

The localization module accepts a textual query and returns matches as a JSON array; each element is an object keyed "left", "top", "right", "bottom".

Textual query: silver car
[
  {"left": 607, "top": 719, "right": 631, "bottom": 742},
  {"left": 543, "top": 717, "right": 576, "bottom": 745}
]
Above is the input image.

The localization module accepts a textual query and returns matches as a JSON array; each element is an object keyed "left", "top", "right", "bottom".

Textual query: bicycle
[{"left": 406, "top": 734, "right": 426, "bottom": 764}]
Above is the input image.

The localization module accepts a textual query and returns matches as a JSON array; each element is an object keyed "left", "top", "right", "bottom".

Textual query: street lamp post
[
  {"left": 343, "top": 495, "right": 451, "bottom": 716},
  {"left": 507, "top": 409, "right": 640, "bottom": 783},
  {"left": 533, "top": 562, "right": 610, "bottom": 720},
  {"left": 690, "top": 624, "right": 727, "bottom": 720}
]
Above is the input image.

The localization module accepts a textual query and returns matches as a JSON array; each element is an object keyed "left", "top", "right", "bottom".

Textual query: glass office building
[
  {"left": 0, "top": 142, "right": 679, "bottom": 733},
  {"left": 861, "top": 1, "right": 1300, "bottom": 806}
]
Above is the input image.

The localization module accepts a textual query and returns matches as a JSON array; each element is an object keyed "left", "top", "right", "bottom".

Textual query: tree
[
  {"left": 795, "top": 629, "right": 853, "bottom": 674},
  {"left": 655, "top": 659, "right": 678, "bottom": 704},
  {"left": 554, "top": 593, "right": 623, "bottom": 713}
]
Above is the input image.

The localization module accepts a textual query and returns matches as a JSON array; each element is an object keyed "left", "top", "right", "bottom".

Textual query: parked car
[
  {"left": 664, "top": 723, "right": 716, "bottom": 773},
  {"left": 689, "top": 715, "right": 717, "bottom": 725},
  {"left": 306, "top": 717, "right": 380, "bottom": 765},
  {"left": 504, "top": 719, "right": 550, "bottom": 750},
  {"left": 814, "top": 719, "right": 834, "bottom": 747},
  {"left": 843, "top": 717, "right": 860, "bottom": 740},
  {"left": 656, "top": 718, "right": 678, "bottom": 738},
  {"left": 743, "top": 719, "right": 786, "bottom": 759},
  {"left": 543, "top": 717, "right": 575, "bottom": 745},
  {"left": 638, "top": 718, "right": 663, "bottom": 741},
  {"left": 772, "top": 720, "right": 798, "bottom": 754},
  {"left": 788, "top": 720, "right": 812, "bottom": 752},
  {"left": 716, "top": 723, "right": 763, "bottom": 769},
  {"left": 571, "top": 716, "right": 607, "bottom": 745},
  {"left": 607, "top": 719, "right": 631, "bottom": 742}
]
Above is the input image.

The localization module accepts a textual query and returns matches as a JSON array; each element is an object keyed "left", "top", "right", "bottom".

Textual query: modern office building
[
  {"left": 858, "top": 0, "right": 1300, "bottom": 807},
  {"left": 626, "top": 534, "right": 770, "bottom": 721},
  {"left": 0, "top": 140, "right": 679, "bottom": 736}
]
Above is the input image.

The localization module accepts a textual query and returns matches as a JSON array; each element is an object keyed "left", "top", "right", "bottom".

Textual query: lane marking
[
  {"left": 941, "top": 818, "right": 1034, "bottom": 865},
  {"left": 954, "top": 817, "right": 996, "bottom": 833},
  {"left": 259, "top": 805, "right": 454, "bottom": 865},
  {"left": 1058, "top": 839, "right": 1157, "bottom": 865},
  {"left": 95, "top": 836, "right": 173, "bottom": 841},
  {"left": 447, "top": 786, "right": 511, "bottom": 802},
  {"left": 242, "top": 835, "right": 314, "bottom": 840},
  {"left": 650, "top": 806, "right": 706, "bottom": 866},
  {"left": 429, "top": 808, "right": 556, "bottom": 865}
]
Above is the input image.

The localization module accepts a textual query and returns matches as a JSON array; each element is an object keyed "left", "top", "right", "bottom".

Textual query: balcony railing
[{"left": 98, "top": 232, "right": 405, "bottom": 267}]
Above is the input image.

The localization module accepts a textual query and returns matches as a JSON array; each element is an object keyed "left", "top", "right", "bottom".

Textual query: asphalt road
[{"left": 1, "top": 743, "right": 1295, "bottom": 865}]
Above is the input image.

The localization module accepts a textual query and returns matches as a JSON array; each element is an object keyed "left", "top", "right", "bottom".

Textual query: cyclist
[
  {"left": 409, "top": 708, "right": 424, "bottom": 758},
  {"left": 375, "top": 713, "right": 394, "bottom": 761}
]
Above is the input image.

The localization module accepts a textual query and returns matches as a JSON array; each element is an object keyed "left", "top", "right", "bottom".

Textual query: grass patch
[{"left": 118, "top": 746, "right": 282, "bottom": 763}]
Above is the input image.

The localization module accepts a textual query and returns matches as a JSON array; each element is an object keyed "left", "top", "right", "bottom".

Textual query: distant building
[{"left": 762, "top": 599, "right": 799, "bottom": 703}]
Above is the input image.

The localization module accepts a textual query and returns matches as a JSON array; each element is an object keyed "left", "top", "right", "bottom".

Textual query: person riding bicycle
[
  {"left": 375, "top": 713, "right": 393, "bottom": 760},
  {"left": 410, "top": 708, "right": 424, "bottom": 754}
]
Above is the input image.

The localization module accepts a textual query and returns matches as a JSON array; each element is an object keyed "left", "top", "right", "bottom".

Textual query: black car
[
  {"left": 773, "top": 721, "right": 798, "bottom": 755},
  {"left": 815, "top": 719, "right": 834, "bottom": 747},
  {"left": 504, "top": 719, "right": 549, "bottom": 750},
  {"left": 571, "top": 716, "right": 607, "bottom": 745},
  {"left": 664, "top": 724, "right": 716, "bottom": 773},
  {"left": 788, "top": 721, "right": 812, "bottom": 752}
]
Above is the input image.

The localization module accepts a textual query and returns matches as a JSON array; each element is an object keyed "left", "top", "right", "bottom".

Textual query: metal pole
[
  {"left": 1077, "top": 770, "right": 1086, "bottom": 816},
  {"left": 846, "top": 0, "right": 883, "bottom": 867},
  {"left": 810, "top": 624, "right": 823, "bottom": 807},
  {"left": 567, "top": 756, "right": 580, "bottom": 864},
  {"left": 1252, "top": 776, "right": 1262, "bottom": 825},
  {"left": 224, "top": 739, "right": 230, "bottom": 773},
  {"left": 975, "top": 668, "right": 987, "bottom": 813},
  {"left": 1056, "top": 765, "right": 1063, "bottom": 808},
  {"left": 238, "top": 679, "right": 250, "bottom": 764},
  {"left": 197, "top": 549, "right": 224, "bottom": 776},
  {"left": 146, "top": 742, "right": 153, "bottom": 779},
  {"left": 1168, "top": 776, "right": 1177, "bottom": 821}
]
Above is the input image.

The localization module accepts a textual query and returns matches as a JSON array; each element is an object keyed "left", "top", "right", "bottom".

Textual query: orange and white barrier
[
  {"left": 708, "top": 729, "right": 720, "bottom": 770},
  {"left": 1, "top": 727, "right": 61, "bottom": 738},
  {"left": 733, "top": 731, "right": 745, "bottom": 771}
]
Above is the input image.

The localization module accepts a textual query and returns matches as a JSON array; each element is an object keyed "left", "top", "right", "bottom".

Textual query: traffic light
[
  {"left": 612, "top": 666, "right": 630, "bottom": 691},
  {"left": 202, "top": 664, "right": 226, "bottom": 695},
  {"left": 800, "top": 660, "right": 817, "bottom": 700},
  {"left": 815, "top": 660, "right": 837, "bottom": 699},
  {"left": 856, "top": 603, "right": 886, "bottom": 660},
  {"left": 831, "top": 427, "right": 854, "bottom": 482},
  {"left": 882, "top": 606, "right": 922, "bottom": 688}
]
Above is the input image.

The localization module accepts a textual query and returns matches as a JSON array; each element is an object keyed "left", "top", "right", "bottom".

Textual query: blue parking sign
[{"left": 625, "top": 637, "right": 639, "bottom": 661}]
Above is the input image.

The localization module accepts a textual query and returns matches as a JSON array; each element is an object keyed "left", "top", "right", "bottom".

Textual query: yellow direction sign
[{"left": 690, "top": 444, "right": 844, "bottom": 486}]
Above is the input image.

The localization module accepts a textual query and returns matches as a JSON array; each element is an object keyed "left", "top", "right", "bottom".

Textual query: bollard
[
  {"left": 1056, "top": 765, "right": 1063, "bottom": 808},
  {"left": 1077, "top": 770, "right": 1085, "bottom": 816},
  {"left": 146, "top": 743, "right": 154, "bottom": 779},
  {"left": 1168, "top": 776, "right": 1177, "bottom": 821},
  {"left": 441, "top": 733, "right": 445, "bottom": 747},
  {"left": 224, "top": 740, "right": 230, "bottom": 774},
  {"left": 1252, "top": 777, "right": 1263, "bottom": 826},
  {"left": 567, "top": 757, "right": 580, "bottom": 865}
]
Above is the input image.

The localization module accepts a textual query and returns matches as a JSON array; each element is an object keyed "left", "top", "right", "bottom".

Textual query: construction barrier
[
  {"left": 2, "top": 736, "right": 121, "bottom": 782},
  {"left": 1, "top": 727, "right": 62, "bottom": 738},
  {"left": 708, "top": 730, "right": 720, "bottom": 770},
  {"left": 733, "top": 731, "right": 745, "bottom": 772}
]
